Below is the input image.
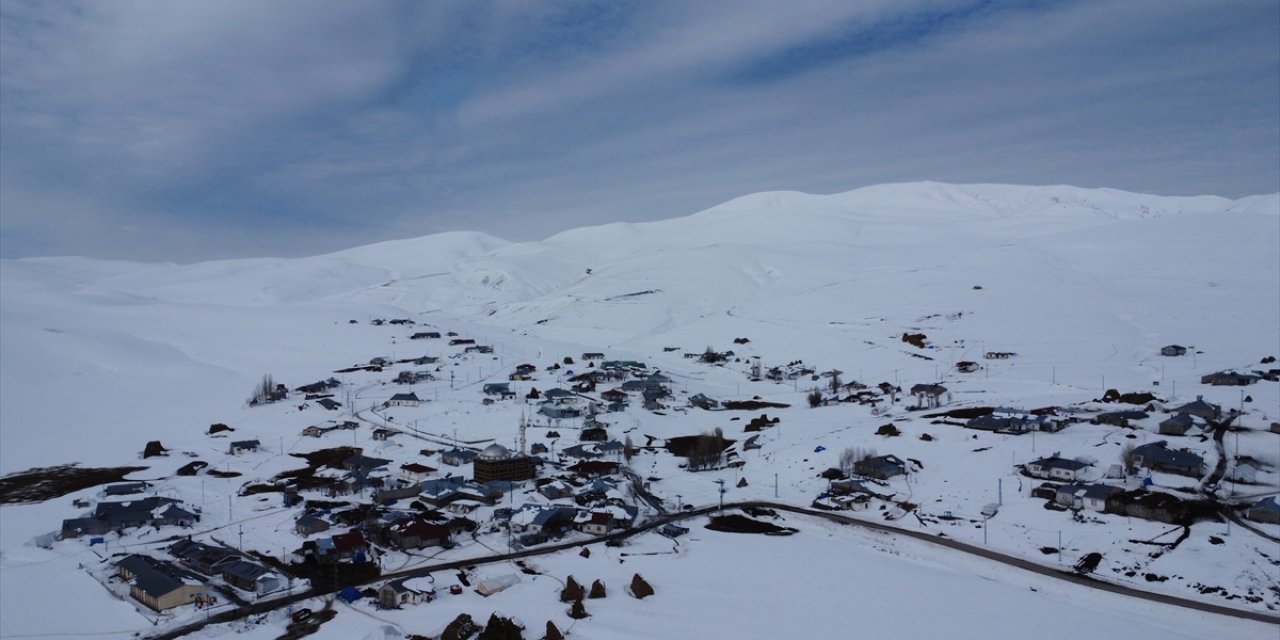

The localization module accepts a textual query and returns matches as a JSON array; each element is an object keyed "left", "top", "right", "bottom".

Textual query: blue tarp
[
  {"left": 339, "top": 586, "right": 362, "bottom": 602},
  {"left": 814, "top": 445, "right": 826, "bottom": 452}
]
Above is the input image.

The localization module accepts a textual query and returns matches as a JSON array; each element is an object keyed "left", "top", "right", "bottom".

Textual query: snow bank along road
[{"left": 148, "top": 501, "right": 1279, "bottom": 639}]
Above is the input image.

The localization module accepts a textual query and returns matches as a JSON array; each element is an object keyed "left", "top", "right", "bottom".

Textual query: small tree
[
  {"left": 829, "top": 372, "right": 843, "bottom": 395},
  {"left": 807, "top": 388, "right": 823, "bottom": 408},
  {"left": 567, "top": 599, "right": 588, "bottom": 619},
  {"left": 588, "top": 579, "right": 606, "bottom": 599},
  {"left": 623, "top": 435, "right": 636, "bottom": 461}
]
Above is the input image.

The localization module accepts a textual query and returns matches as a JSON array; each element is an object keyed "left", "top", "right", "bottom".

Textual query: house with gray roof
[
  {"left": 1246, "top": 496, "right": 1280, "bottom": 524},
  {"left": 1131, "top": 442, "right": 1205, "bottom": 477},
  {"left": 1201, "top": 371, "right": 1259, "bottom": 386},
  {"left": 1158, "top": 413, "right": 1197, "bottom": 436},
  {"left": 295, "top": 513, "right": 331, "bottom": 536},
  {"left": 386, "top": 392, "right": 422, "bottom": 407},
  {"left": 1172, "top": 396, "right": 1221, "bottom": 421},
  {"left": 62, "top": 497, "right": 194, "bottom": 538},
  {"left": 220, "top": 559, "right": 282, "bottom": 595},
  {"left": 853, "top": 454, "right": 907, "bottom": 480},
  {"left": 440, "top": 448, "right": 478, "bottom": 466},
  {"left": 1026, "top": 456, "right": 1090, "bottom": 481}
]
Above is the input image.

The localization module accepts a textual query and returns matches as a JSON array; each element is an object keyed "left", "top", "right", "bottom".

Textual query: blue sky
[{"left": 1, "top": 0, "right": 1277, "bottom": 261}]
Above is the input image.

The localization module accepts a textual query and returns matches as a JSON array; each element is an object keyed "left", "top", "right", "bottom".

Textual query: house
[
  {"left": 1131, "top": 442, "right": 1205, "bottom": 477},
  {"left": 574, "top": 505, "right": 638, "bottom": 535},
  {"left": 483, "top": 383, "right": 512, "bottom": 397},
  {"left": 395, "top": 371, "right": 432, "bottom": 384},
  {"left": 1081, "top": 484, "right": 1121, "bottom": 511},
  {"left": 659, "top": 524, "right": 690, "bottom": 538},
  {"left": 379, "top": 577, "right": 435, "bottom": 608},
  {"left": 1201, "top": 371, "right": 1258, "bottom": 386},
  {"left": 574, "top": 478, "right": 621, "bottom": 506},
  {"left": 1025, "top": 456, "right": 1090, "bottom": 481},
  {"left": 539, "top": 404, "right": 583, "bottom": 420},
  {"left": 343, "top": 454, "right": 391, "bottom": 475},
  {"left": 853, "top": 455, "right": 907, "bottom": 480},
  {"left": 1158, "top": 413, "right": 1197, "bottom": 436},
  {"left": 370, "top": 357, "right": 394, "bottom": 366},
  {"left": 1160, "top": 345, "right": 1188, "bottom": 357},
  {"left": 153, "top": 503, "right": 200, "bottom": 528},
  {"left": 1172, "top": 397, "right": 1221, "bottom": 421},
  {"left": 509, "top": 505, "right": 577, "bottom": 535},
  {"left": 538, "top": 479, "right": 574, "bottom": 500},
  {"left": 400, "top": 462, "right": 435, "bottom": 483},
  {"left": 449, "top": 338, "right": 476, "bottom": 346},
  {"left": 568, "top": 460, "right": 620, "bottom": 478},
  {"left": 1054, "top": 483, "right": 1120, "bottom": 512},
  {"left": 228, "top": 439, "right": 260, "bottom": 455},
  {"left": 1095, "top": 410, "right": 1148, "bottom": 427},
  {"left": 387, "top": 518, "right": 452, "bottom": 550},
  {"left": 329, "top": 530, "right": 370, "bottom": 563},
  {"left": 440, "top": 448, "right": 478, "bottom": 466},
  {"left": 297, "top": 378, "right": 342, "bottom": 394},
  {"left": 372, "top": 428, "right": 396, "bottom": 441},
  {"left": 169, "top": 540, "right": 241, "bottom": 576},
  {"left": 385, "top": 392, "right": 422, "bottom": 408},
  {"left": 1245, "top": 497, "right": 1280, "bottom": 524},
  {"left": 302, "top": 425, "right": 326, "bottom": 438},
  {"left": 295, "top": 513, "right": 331, "bottom": 536},
  {"left": 689, "top": 393, "right": 720, "bottom": 410},
  {"left": 220, "top": 560, "right": 281, "bottom": 595},
  {"left": 62, "top": 497, "right": 195, "bottom": 538},
  {"left": 104, "top": 481, "right": 149, "bottom": 496},
  {"left": 909, "top": 384, "right": 948, "bottom": 409},
  {"left": 955, "top": 360, "right": 981, "bottom": 373},
  {"left": 316, "top": 398, "right": 343, "bottom": 411},
  {"left": 600, "top": 389, "right": 628, "bottom": 403},
  {"left": 410, "top": 332, "right": 441, "bottom": 340},
  {"left": 419, "top": 477, "right": 466, "bottom": 506},
  {"left": 582, "top": 352, "right": 606, "bottom": 362},
  {"left": 118, "top": 556, "right": 210, "bottom": 611}
]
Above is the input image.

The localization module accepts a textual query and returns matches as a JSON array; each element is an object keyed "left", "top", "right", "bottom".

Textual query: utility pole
[
  {"left": 715, "top": 479, "right": 726, "bottom": 512},
  {"left": 774, "top": 473, "right": 779, "bottom": 498}
]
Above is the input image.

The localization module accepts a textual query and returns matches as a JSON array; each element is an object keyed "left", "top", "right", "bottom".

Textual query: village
[{"left": 40, "top": 314, "right": 1280, "bottom": 635}]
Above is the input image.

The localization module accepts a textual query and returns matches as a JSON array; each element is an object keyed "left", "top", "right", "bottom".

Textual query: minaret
[{"left": 519, "top": 410, "right": 527, "bottom": 456}]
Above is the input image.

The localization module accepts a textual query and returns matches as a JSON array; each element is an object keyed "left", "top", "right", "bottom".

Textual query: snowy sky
[{"left": 2, "top": 0, "right": 1277, "bottom": 262}]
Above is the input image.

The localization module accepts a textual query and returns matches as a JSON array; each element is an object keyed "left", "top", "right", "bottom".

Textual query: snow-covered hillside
[{"left": 1, "top": 182, "right": 1277, "bottom": 639}]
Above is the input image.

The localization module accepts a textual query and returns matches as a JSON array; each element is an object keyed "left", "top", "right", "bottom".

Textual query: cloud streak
[{"left": 1, "top": 0, "right": 1276, "bottom": 261}]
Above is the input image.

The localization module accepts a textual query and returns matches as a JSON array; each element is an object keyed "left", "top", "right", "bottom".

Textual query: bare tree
[
  {"left": 247, "top": 373, "right": 276, "bottom": 405},
  {"left": 623, "top": 435, "right": 636, "bottom": 461},
  {"left": 1119, "top": 443, "right": 1139, "bottom": 475},
  {"left": 687, "top": 427, "right": 727, "bottom": 472},
  {"left": 829, "top": 372, "right": 843, "bottom": 396},
  {"left": 838, "top": 447, "right": 858, "bottom": 476}
]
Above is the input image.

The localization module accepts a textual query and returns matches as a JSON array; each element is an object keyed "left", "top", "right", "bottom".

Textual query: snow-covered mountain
[
  {"left": 1, "top": 182, "right": 1278, "bottom": 640},
  {"left": 4, "top": 182, "right": 1276, "bottom": 473}
]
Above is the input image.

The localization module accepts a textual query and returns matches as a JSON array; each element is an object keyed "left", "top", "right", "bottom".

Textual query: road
[{"left": 147, "top": 501, "right": 1279, "bottom": 638}]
